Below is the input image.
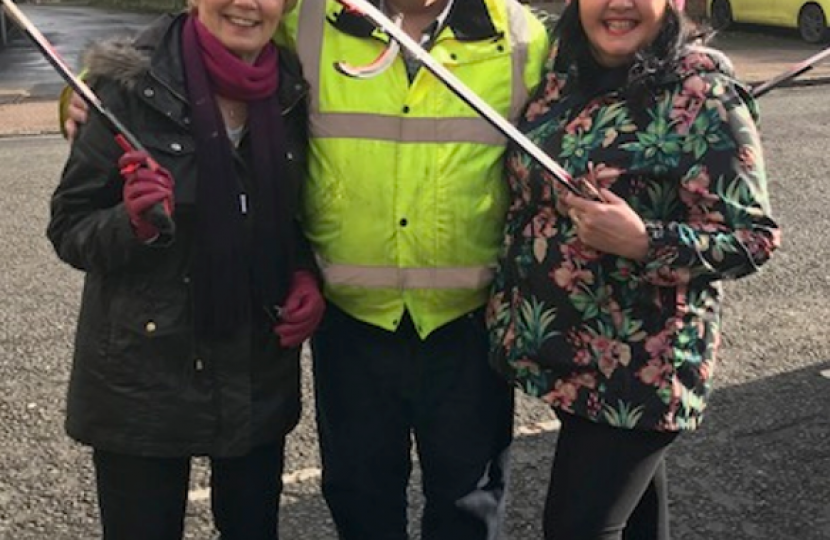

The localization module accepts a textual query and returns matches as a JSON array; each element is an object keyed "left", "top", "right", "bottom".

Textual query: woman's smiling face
[
  {"left": 579, "top": 0, "right": 668, "bottom": 67},
  {"left": 193, "top": 0, "right": 287, "bottom": 63}
]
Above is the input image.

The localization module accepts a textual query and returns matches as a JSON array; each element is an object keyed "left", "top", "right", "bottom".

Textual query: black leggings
[
  {"left": 544, "top": 410, "right": 678, "bottom": 540},
  {"left": 93, "top": 440, "right": 285, "bottom": 540}
]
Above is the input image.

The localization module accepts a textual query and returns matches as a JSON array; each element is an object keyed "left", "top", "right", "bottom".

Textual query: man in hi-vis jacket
[{"left": 278, "top": 1, "right": 548, "bottom": 538}]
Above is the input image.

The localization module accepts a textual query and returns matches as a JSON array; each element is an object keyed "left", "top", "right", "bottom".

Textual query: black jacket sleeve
[{"left": 47, "top": 80, "right": 162, "bottom": 274}]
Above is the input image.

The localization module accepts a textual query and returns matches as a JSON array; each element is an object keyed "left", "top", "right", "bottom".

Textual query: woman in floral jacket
[{"left": 487, "top": 0, "right": 780, "bottom": 538}]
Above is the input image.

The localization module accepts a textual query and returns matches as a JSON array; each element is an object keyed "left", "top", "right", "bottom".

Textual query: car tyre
[
  {"left": 710, "top": 0, "right": 734, "bottom": 30},
  {"left": 798, "top": 4, "right": 830, "bottom": 44}
]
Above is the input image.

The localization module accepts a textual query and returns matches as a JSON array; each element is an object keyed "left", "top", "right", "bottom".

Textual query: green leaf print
[
  {"left": 684, "top": 107, "right": 734, "bottom": 159},
  {"left": 517, "top": 297, "right": 560, "bottom": 353},
  {"left": 622, "top": 114, "right": 683, "bottom": 173},
  {"left": 602, "top": 400, "right": 645, "bottom": 428}
]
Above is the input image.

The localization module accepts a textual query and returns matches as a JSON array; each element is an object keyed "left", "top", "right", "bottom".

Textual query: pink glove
[
  {"left": 119, "top": 150, "right": 175, "bottom": 241},
  {"left": 274, "top": 271, "right": 325, "bottom": 347}
]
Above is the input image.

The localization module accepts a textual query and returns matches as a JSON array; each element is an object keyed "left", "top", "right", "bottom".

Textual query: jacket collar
[
  {"left": 134, "top": 14, "right": 308, "bottom": 117},
  {"left": 329, "top": 0, "right": 498, "bottom": 41}
]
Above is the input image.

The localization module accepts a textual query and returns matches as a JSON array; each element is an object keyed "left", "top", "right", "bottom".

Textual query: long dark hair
[{"left": 553, "top": 0, "right": 710, "bottom": 98}]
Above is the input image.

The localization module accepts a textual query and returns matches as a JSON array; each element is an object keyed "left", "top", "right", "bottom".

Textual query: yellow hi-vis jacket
[{"left": 279, "top": 0, "right": 549, "bottom": 338}]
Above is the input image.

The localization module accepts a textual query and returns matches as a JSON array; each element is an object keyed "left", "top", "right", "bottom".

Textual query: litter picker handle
[
  {"left": 751, "top": 45, "right": 830, "bottom": 98},
  {"left": 1, "top": 0, "right": 174, "bottom": 236},
  {"left": 334, "top": 0, "right": 600, "bottom": 201}
]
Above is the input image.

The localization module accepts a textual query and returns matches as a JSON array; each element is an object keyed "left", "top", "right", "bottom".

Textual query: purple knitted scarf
[{"left": 182, "top": 15, "right": 289, "bottom": 337}]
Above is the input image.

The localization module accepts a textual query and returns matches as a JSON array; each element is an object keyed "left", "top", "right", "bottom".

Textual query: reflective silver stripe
[
  {"left": 318, "top": 259, "right": 495, "bottom": 290},
  {"left": 310, "top": 112, "right": 507, "bottom": 145},
  {"left": 505, "top": 0, "right": 531, "bottom": 123},
  {"left": 298, "top": 0, "right": 531, "bottom": 128},
  {"left": 296, "top": 0, "right": 326, "bottom": 112}
]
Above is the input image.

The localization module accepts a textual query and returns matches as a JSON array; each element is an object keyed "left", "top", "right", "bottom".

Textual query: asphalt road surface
[{"left": 1, "top": 58, "right": 830, "bottom": 540}]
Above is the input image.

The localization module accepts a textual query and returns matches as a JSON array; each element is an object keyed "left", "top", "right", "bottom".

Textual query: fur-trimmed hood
[{"left": 82, "top": 36, "right": 152, "bottom": 91}]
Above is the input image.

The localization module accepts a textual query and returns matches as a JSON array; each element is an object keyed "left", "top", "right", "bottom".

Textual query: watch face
[{"left": 646, "top": 222, "right": 664, "bottom": 240}]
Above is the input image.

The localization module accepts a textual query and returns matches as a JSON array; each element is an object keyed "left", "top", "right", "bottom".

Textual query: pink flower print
[
  {"left": 525, "top": 100, "right": 552, "bottom": 122},
  {"left": 524, "top": 207, "right": 559, "bottom": 238},
  {"left": 532, "top": 208, "right": 560, "bottom": 238},
  {"left": 539, "top": 172, "right": 559, "bottom": 202},
  {"left": 566, "top": 112, "right": 593, "bottom": 135},
  {"left": 525, "top": 74, "right": 564, "bottom": 122},
  {"left": 738, "top": 145, "right": 758, "bottom": 172},
  {"left": 485, "top": 292, "right": 501, "bottom": 322},
  {"left": 507, "top": 154, "right": 530, "bottom": 184},
  {"left": 573, "top": 346, "right": 593, "bottom": 366},
  {"left": 671, "top": 75, "right": 709, "bottom": 132},
  {"left": 735, "top": 227, "right": 780, "bottom": 259},
  {"left": 582, "top": 162, "right": 623, "bottom": 191},
  {"left": 544, "top": 72, "right": 565, "bottom": 99},
  {"left": 551, "top": 261, "right": 594, "bottom": 292},
  {"left": 637, "top": 358, "right": 670, "bottom": 387},
  {"left": 680, "top": 53, "right": 716, "bottom": 74},
  {"left": 680, "top": 167, "right": 719, "bottom": 207},
  {"left": 606, "top": 295, "right": 625, "bottom": 329},
  {"left": 593, "top": 337, "right": 632, "bottom": 379},
  {"left": 645, "top": 330, "right": 672, "bottom": 359},
  {"left": 543, "top": 379, "right": 578, "bottom": 408},
  {"left": 682, "top": 75, "right": 709, "bottom": 99},
  {"left": 563, "top": 238, "right": 603, "bottom": 263}
]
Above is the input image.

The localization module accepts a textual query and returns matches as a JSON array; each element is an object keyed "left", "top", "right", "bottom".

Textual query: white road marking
[
  {"left": 820, "top": 369, "right": 830, "bottom": 379},
  {"left": 187, "top": 420, "right": 561, "bottom": 501}
]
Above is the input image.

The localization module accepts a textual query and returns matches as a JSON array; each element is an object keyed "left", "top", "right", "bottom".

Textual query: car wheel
[
  {"left": 798, "top": 4, "right": 830, "bottom": 44},
  {"left": 710, "top": 0, "right": 734, "bottom": 30}
]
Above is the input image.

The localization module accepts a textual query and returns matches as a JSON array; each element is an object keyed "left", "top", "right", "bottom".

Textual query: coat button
[
  {"left": 194, "top": 358, "right": 204, "bottom": 371},
  {"left": 170, "top": 142, "right": 183, "bottom": 152},
  {"left": 145, "top": 321, "right": 157, "bottom": 334},
  {"left": 143, "top": 87, "right": 155, "bottom": 98},
  {"left": 286, "top": 151, "right": 294, "bottom": 161}
]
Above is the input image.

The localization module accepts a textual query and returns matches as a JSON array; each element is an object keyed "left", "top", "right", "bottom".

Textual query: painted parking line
[
  {"left": 821, "top": 369, "right": 830, "bottom": 379},
  {"left": 188, "top": 467, "right": 323, "bottom": 501},
  {"left": 187, "top": 419, "right": 562, "bottom": 502}
]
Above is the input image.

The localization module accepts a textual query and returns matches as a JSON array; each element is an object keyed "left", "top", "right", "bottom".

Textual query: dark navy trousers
[{"left": 312, "top": 304, "right": 514, "bottom": 540}]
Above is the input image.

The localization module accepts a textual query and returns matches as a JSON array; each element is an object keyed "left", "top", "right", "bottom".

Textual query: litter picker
[
  {"left": 751, "top": 44, "right": 830, "bottom": 98},
  {"left": 334, "top": 0, "right": 830, "bottom": 196},
  {"left": 0, "top": 0, "right": 175, "bottom": 236},
  {"left": 333, "top": 0, "right": 601, "bottom": 200}
]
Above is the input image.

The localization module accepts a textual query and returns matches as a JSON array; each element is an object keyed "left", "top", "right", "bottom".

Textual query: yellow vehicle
[{"left": 709, "top": 0, "right": 830, "bottom": 43}]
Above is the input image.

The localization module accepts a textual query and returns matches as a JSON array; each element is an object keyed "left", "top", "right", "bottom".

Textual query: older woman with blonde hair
[{"left": 47, "top": 0, "right": 320, "bottom": 538}]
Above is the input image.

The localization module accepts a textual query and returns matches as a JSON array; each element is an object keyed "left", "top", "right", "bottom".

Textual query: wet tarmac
[{"left": 0, "top": 4, "right": 159, "bottom": 100}]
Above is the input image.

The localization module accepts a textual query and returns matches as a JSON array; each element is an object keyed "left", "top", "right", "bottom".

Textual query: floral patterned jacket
[{"left": 487, "top": 46, "right": 781, "bottom": 432}]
